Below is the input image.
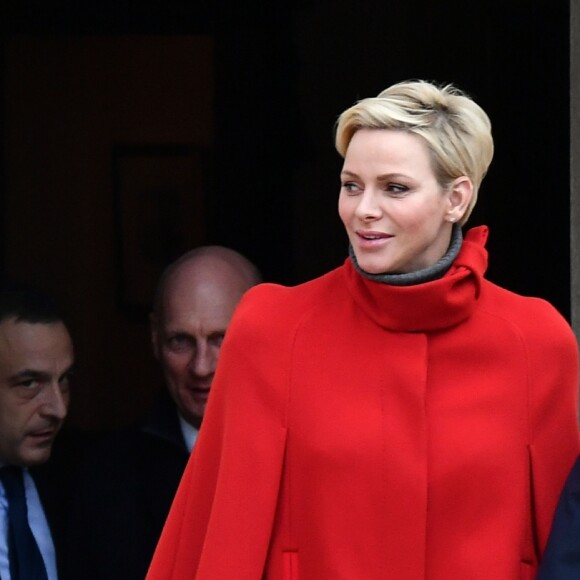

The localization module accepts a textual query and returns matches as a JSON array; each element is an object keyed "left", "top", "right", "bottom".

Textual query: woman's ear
[{"left": 446, "top": 176, "right": 473, "bottom": 223}]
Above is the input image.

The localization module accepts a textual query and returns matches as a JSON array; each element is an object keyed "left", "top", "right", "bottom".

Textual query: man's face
[
  {"left": 0, "top": 319, "right": 74, "bottom": 466},
  {"left": 152, "top": 266, "right": 246, "bottom": 427}
]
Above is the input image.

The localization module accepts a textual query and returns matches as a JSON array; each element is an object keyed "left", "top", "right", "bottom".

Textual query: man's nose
[
  {"left": 40, "top": 383, "right": 68, "bottom": 420},
  {"left": 189, "top": 342, "right": 215, "bottom": 377}
]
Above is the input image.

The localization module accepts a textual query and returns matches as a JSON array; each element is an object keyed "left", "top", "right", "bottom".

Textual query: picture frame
[{"left": 112, "top": 143, "right": 209, "bottom": 321}]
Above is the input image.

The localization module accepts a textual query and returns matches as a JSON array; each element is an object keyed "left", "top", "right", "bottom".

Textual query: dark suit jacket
[
  {"left": 537, "top": 455, "right": 580, "bottom": 579},
  {"left": 30, "top": 426, "right": 94, "bottom": 578},
  {"left": 61, "top": 390, "right": 189, "bottom": 580}
]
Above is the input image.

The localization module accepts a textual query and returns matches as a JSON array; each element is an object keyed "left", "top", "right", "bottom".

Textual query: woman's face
[{"left": 338, "top": 128, "right": 458, "bottom": 275}]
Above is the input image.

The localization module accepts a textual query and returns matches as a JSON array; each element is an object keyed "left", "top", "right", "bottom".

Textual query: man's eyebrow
[{"left": 60, "top": 364, "right": 76, "bottom": 379}]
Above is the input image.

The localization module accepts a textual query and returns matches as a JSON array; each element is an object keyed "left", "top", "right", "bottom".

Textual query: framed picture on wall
[{"left": 112, "top": 143, "right": 209, "bottom": 321}]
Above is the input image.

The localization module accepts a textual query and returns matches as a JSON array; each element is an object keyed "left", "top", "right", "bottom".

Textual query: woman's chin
[{"left": 357, "top": 260, "right": 392, "bottom": 275}]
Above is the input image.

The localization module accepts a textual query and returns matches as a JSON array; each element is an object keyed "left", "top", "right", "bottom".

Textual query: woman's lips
[{"left": 356, "top": 230, "right": 393, "bottom": 249}]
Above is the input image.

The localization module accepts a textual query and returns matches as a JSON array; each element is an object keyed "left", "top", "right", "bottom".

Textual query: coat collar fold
[{"left": 344, "top": 225, "right": 489, "bottom": 332}]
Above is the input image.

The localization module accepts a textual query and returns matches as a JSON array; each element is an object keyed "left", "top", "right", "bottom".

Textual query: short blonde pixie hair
[{"left": 335, "top": 80, "right": 494, "bottom": 225}]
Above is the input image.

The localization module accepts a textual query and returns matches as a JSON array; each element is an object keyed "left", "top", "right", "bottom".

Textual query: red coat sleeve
[{"left": 146, "top": 285, "right": 289, "bottom": 579}]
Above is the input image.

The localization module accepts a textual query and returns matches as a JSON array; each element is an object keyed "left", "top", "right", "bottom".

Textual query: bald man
[
  {"left": 150, "top": 246, "right": 261, "bottom": 439},
  {"left": 63, "top": 247, "right": 261, "bottom": 580}
]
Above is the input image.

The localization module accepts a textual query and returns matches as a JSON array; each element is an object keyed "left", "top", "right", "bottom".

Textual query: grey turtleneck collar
[{"left": 349, "top": 224, "right": 463, "bottom": 286}]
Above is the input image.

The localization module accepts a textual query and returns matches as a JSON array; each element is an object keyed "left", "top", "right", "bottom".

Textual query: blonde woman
[{"left": 148, "top": 80, "right": 580, "bottom": 579}]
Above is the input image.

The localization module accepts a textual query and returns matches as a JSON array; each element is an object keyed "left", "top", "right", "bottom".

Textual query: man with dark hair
[
  {"left": 64, "top": 246, "right": 261, "bottom": 580},
  {"left": 0, "top": 283, "right": 75, "bottom": 580}
]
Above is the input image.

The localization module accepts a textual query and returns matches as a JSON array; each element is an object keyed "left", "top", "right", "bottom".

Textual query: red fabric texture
[{"left": 147, "top": 226, "right": 580, "bottom": 579}]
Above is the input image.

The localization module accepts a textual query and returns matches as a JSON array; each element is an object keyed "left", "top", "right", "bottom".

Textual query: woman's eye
[
  {"left": 387, "top": 183, "right": 408, "bottom": 194},
  {"left": 342, "top": 182, "right": 361, "bottom": 194}
]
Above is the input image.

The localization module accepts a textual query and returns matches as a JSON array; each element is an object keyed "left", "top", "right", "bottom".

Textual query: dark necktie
[{"left": 0, "top": 466, "right": 48, "bottom": 580}]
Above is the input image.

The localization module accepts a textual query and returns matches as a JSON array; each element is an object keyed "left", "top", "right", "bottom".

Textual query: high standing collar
[
  {"left": 350, "top": 223, "right": 464, "bottom": 286},
  {"left": 344, "top": 226, "right": 489, "bottom": 332}
]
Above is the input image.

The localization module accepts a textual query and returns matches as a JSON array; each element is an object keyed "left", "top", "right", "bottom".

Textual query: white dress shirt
[
  {"left": 178, "top": 414, "right": 199, "bottom": 453},
  {"left": 0, "top": 466, "right": 57, "bottom": 580}
]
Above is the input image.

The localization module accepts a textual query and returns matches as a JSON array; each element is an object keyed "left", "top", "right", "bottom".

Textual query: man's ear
[
  {"left": 150, "top": 312, "right": 160, "bottom": 360},
  {"left": 446, "top": 176, "right": 473, "bottom": 223}
]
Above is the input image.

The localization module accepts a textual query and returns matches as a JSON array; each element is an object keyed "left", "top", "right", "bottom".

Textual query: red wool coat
[{"left": 147, "top": 227, "right": 580, "bottom": 579}]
